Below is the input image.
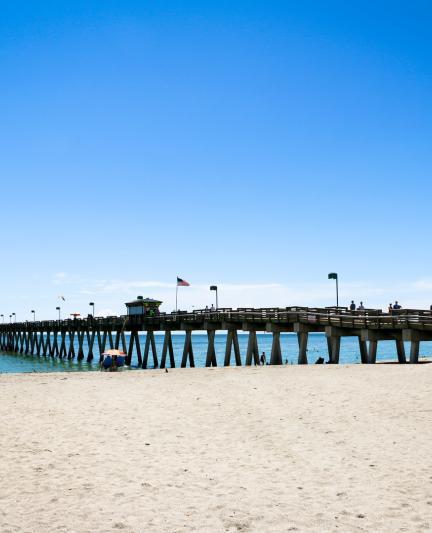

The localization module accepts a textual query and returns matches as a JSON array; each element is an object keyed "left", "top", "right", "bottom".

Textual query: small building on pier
[{"left": 125, "top": 296, "right": 162, "bottom": 316}]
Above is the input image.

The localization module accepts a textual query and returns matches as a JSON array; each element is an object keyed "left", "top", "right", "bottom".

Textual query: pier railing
[
  {"left": 2, "top": 307, "right": 432, "bottom": 331},
  {"left": 1, "top": 306, "right": 432, "bottom": 366}
]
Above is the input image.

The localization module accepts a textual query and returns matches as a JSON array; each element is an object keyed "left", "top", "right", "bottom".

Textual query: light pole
[
  {"left": 12, "top": 312, "right": 16, "bottom": 323},
  {"left": 328, "top": 272, "right": 339, "bottom": 308},
  {"left": 0, "top": 314, "right": 3, "bottom": 323},
  {"left": 210, "top": 285, "right": 218, "bottom": 310},
  {"left": 31, "top": 310, "right": 35, "bottom": 322},
  {"left": 9, "top": 314, "right": 12, "bottom": 323},
  {"left": 89, "top": 302, "right": 95, "bottom": 317},
  {"left": 56, "top": 306, "right": 61, "bottom": 320}
]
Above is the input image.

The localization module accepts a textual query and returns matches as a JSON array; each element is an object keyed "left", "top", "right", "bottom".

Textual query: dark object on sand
[{"left": 315, "top": 357, "right": 325, "bottom": 364}]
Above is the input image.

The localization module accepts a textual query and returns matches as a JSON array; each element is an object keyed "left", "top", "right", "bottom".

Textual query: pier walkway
[{"left": 1, "top": 307, "right": 431, "bottom": 367}]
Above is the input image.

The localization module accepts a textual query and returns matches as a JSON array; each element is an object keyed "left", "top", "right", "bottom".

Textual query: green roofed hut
[{"left": 125, "top": 296, "right": 162, "bottom": 316}]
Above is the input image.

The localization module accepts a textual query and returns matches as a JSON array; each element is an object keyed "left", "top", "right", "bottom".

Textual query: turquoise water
[{"left": 1, "top": 332, "right": 431, "bottom": 373}]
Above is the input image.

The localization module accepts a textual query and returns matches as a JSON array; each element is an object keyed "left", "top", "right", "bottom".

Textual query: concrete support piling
[
  {"left": 245, "top": 331, "right": 259, "bottom": 366},
  {"left": 270, "top": 331, "right": 282, "bottom": 365},
  {"left": 160, "top": 330, "right": 175, "bottom": 369},
  {"left": 222, "top": 325, "right": 241, "bottom": 366},
  {"left": 181, "top": 330, "right": 195, "bottom": 368}
]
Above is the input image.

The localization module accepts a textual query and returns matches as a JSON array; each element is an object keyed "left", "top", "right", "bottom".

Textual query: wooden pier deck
[{"left": 1, "top": 307, "right": 432, "bottom": 366}]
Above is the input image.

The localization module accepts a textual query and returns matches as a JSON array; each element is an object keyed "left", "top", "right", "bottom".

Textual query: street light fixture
[
  {"left": 210, "top": 285, "right": 218, "bottom": 310},
  {"left": 89, "top": 302, "right": 95, "bottom": 317},
  {"left": 56, "top": 306, "right": 61, "bottom": 320},
  {"left": 0, "top": 314, "right": 3, "bottom": 323},
  {"left": 9, "top": 314, "right": 12, "bottom": 323},
  {"left": 12, "top": 312, "right": 16, "bottom": 323},
  {"left": 31, "top": 310, "right": 35, "bottom": 322},
  {"left": 328, "top": 272, "right": 339, "bottom": 308}
]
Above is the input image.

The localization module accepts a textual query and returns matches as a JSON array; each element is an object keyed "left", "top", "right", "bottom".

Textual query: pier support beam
[
  {"left": 270, "top": 332, "right": 282, "bottom": 365},
  {"left": 160, "top": 330, "right": 175, "bottom": 369},
  {"left": 368, "top": 340, "right": 378, "bottom": 364},
  {"left": 86, "top": 330, "right": 95, "bottom": 362},
  {"left": 67, "top": 331, "right": 75, "bottom": 359},
  {"left": 326, "top": 337, "right": 332, "bottom": 362},
  {"left": 77, "top": 330, "right": 85, "bottom": 361},
  {"left": 293, "top": 323, "right": 325, "bottom": 364},
  {"left": 181, "top": 330, "right": 195, "bottom": 368},
  {"left": 402, "top": 329, "right": 432, "bottom": 364},
  {"left": 97, "top": 331, "right": 107, "bottom": 361},
  {"left": 59, "top": 331, "right": 67, "bottom": 358},
  {"left": 267, "top": 323, "right": 293, "bottom": 365},
  {"left": 358, "top": 339, "right": 368, "bottom": 364},
  {"left": 206, "top": 330, "right": 217, "bottom": 367},
  {"left": 330, "top": 336, "right": 341, "bottom": 364},
  {"left": 108, "top": 330, "right": 114, "bottom": 350},
  {"left": 52, "top": 331, "right": 59, "bottom": 357},
  {"left": 245, "top": 331, "right": 260, "bottom": 366},
  {"left": 223, "top": 329, "right": 242, "bottom": 366},
  {"left": 46, "top": 332, "right": 52, "bottom": 356},
  {"left": 297, "top": 332, "right": 308, "bottom": 365},
  {"left": 410, "top": 341, "right": 420, "bottom": 364},
  {"left": 143, "top": 330, "right": 158, "bottom": 369},
  {"left": 325, "top": 326, "right": 344, "bottom": 365},
  {"left": 127, "top": 330, "right": 141, "bottom": 366},
  {"left": 396, "top": 339, "right": 406, "bottom": 364}
]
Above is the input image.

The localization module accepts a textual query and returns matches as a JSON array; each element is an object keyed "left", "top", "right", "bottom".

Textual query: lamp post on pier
[
  {"left": 56, "top": 306, "right": 61, "bottom": 320},
  {"left": 328, "top": 272, "right": 339, "bottom": 308},
  {"left": 0, "top": 314, "right": 3, "bottom": 323},
  {"left": 9, "top": 314, "right": 12, "bottom": 323},
  {"left": 210, "top": 285, "right": 218, "bottom": 310},
  {"left": 89, "top": 302, "right": 95, "bottom": 317},
  {"left": 31, "top": 310, "right": 35, "bottom": 322},
  {"left": 12, "top": 312, "right": 16, "bottom": 323}
]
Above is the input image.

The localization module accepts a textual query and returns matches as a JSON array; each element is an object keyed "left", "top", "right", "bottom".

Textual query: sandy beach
[{"left": 1, "top": 365, "right": 432, "bottom": 533}]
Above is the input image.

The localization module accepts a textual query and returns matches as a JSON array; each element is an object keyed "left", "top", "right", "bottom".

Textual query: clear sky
[{"left": 1, "top": 1, "right": 432, "bottom": 320}]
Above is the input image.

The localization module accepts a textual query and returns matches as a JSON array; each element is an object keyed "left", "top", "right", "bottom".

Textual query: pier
[{"left": 1, "top": 307, "right": 432, "bottom": 366}]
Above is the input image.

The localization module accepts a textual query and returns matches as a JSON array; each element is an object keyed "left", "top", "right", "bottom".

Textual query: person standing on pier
[
  {"left": 357, "top": 301, "right": 365, "bottom": 311},
  {"left": 349, "top": 300, "right": 356, "bottom": 311},
  {"left": 393, "top": 301, "right": 402, "bottom": 310},
  {"left": 388, "top": 303, "right": 393, "bottom": 313}
]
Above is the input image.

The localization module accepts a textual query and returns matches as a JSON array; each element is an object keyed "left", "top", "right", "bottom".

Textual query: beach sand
[{"left": 1, "top": 365, "right": 432, "bottom": 532}]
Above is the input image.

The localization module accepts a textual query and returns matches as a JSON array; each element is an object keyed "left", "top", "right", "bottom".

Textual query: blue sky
[{"left": 1, "top": 1, "right": 432, "bottom": 319}]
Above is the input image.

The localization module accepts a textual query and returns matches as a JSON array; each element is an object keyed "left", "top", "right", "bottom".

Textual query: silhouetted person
[{"left": 349, "top": 300, "right": 356, "bottom": 311}]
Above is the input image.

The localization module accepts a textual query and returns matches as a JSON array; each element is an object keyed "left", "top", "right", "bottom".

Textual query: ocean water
[{"left": 1, "top": 332, "right": 431, "bottom": 373}]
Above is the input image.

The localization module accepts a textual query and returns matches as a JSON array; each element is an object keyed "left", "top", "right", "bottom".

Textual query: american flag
[{"left": 177, "top": 277, "right": 190, "bottom": 287}]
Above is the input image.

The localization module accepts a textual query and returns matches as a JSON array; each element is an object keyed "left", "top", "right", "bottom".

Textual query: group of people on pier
[
  {"left": 349, "top": 301, "right": 365, "bottom": 311},
  {"left": 349, "top": 300, "right": 404, "bottom": 313}
]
